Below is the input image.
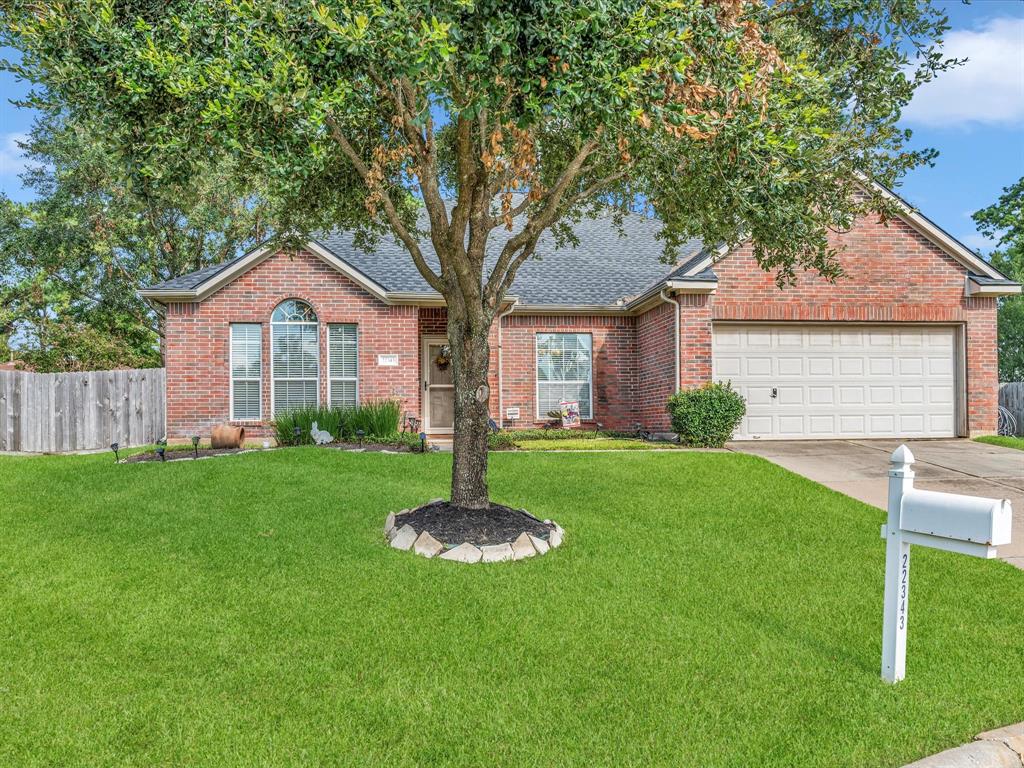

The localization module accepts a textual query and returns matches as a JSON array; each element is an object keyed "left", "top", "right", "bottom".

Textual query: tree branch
[
  {"left": 484, "top": 135, "right": 603, "bottom": 305},
  {"left": 325, "top": 116, "right": 444, "bottom": 293}
]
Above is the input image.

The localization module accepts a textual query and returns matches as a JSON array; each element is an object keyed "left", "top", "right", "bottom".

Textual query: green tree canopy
[
  {"left": 0, "top": 117, "right": 270, "bottom": 371},
  {"left": 974, "top": 177, "right": 1024, "bottom": 382},
  {"left": 2, "top": 0, "right": 958, "bottom": 505}
]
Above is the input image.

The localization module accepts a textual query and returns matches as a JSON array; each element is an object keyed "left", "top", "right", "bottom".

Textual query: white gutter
[
  {"left": 660, "top": 288, "right": 680, "bottom": 394},
  {"left": 496, "top": 298, "right": 519, "bottom": 425}
]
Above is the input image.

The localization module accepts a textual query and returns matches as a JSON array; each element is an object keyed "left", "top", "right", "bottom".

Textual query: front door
[{"left": 422, "top": 337, "right": 455, "bottom": 433}]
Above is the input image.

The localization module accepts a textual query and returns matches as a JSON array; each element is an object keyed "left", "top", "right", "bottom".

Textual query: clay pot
[{"left": 211, "top": 423, "right": 245, "bottom": 449}]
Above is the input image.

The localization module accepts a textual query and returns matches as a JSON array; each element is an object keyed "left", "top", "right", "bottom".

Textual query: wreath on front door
[{"left": 434, "top": 345, "right": 452, "bottom": 371}]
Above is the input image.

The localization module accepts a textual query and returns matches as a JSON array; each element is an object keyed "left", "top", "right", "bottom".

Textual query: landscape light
[
  {"left": 191, "top": 435, "right": 200, "bottom": 458},
  {"left": 356, "top": 429, "right": 365, "bottom": 446},
  {"left": 292, "top": 425, "right": 302, "bottom": 444},
  {"left": 419, "top": 431, "right": 427, "bottom": 453},
  {"left": 110, "top": 442, "right": 120, "bottom": 463},
  {"left": 156, "top": 438, "right": 167, "bottom": 462},
  {"left": 595, "top": 422, "right": 604, "bottom": 433}
]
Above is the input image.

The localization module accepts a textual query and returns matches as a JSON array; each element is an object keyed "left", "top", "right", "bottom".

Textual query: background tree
[
  {"left": 974, "top": 178, "right": 1024, "bottom": 382},
  {"left": 0, "top": 117, "right": 269, "bottom": 371},
  {"left": 2, "top": 0, "right": 957, "bottom": 507}
]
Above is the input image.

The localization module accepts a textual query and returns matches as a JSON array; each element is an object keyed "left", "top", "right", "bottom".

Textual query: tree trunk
[{"left": 448, "top": 309, "right": 493, "bottom": 509}]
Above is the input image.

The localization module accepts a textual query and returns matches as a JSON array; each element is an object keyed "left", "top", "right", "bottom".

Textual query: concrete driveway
[{"left": 728, "top": 439, "right": 1024, "bottom": 569}]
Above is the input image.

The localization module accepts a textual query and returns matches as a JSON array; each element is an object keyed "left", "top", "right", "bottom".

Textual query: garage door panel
[
  {"left": 713, "top": 324, "right": 956, "bottom": 440},
  {"left": 808, "top": 358, "right": 835, "bottom": 376},
  {"left": 808, "top": 387, "right": 834, "bottom": 405},
  {"left": 745, "top": 357, "right": 772, "bottom": 376},
  {"left": 838, "top": 358, "right": 864, "bottom": 376},
  {"left": 869, "top": 386, "right": 895, "bottom": 404},
  {"left": 777, "top": 356, "right": 804, "bottom": 376},
  {"left": 898, "top": 357, "right": 923, "bottom": 375},
  {"left": 869, "top": 357, "right": 894, "bottom": 376}
]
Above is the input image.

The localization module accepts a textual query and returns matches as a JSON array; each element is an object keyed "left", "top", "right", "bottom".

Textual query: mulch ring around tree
[
  {"left": 396, "top": 501, "right": 552, "bottom": 546},
  {"left": 387, "top": 501, "right": 565, "bottom": 563}
]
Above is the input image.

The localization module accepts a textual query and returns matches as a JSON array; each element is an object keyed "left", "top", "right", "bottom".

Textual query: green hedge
[{"left": 667, "top": 382, "right": 746, "bottom": 448}]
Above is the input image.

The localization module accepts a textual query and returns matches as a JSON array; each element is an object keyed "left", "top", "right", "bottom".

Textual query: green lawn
[
  {"left": 1, "top": 449, "right": 1021, "bottom": 767},
  {"left": 975, "top": 435, "right": 1024, "bottom": 451}
]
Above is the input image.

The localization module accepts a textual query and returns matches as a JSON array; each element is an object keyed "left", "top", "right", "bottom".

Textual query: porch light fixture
[
  {"left": 419, "top": 431, "right": 427, "bottom": 453},
  {"left": 110, "top": 442, "right": 120, "bottom": 463},
  {"left": 191, "top": 435, "right": 200, "bottom": 458}
]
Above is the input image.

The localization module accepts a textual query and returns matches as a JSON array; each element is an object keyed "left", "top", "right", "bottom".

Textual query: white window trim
[
  {"left": 229, "top": 323, "right": 263, "bottom": 422},
  {"left": 327, "top": 323, "right": 359, "bottom": 408},
  {"left": 534, "top": 332, "right": 594, "bottom": 421},
  {"left": 270, "top": 302, "right": 320, "bottom": 416}
]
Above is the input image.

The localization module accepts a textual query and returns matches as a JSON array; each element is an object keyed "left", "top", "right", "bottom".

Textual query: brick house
[{"left": 142, "top": 186, "right": 1020, "bottom": 441}]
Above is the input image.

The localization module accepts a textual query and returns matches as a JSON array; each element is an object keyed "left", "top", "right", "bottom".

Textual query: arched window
[{"left": 271, "top": 299, "right": 319, "bottom": 414}]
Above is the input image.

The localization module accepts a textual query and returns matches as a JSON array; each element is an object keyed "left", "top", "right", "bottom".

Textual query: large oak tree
[{"left": 3, "top": 0, "right": 955, "bottom": 507}]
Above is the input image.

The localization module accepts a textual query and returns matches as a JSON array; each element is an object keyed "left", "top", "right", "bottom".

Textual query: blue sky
[{"left": 0, "top": 1, "right": 1021, "bottom": 254}]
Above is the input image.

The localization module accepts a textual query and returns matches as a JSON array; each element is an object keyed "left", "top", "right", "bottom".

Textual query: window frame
[
  {"left": 270, "top": 299, "right": 321, "bottom": 416},
  {"left": 534, "top": 332, "right": 594, "bottom": 421},
  {"left": 327, "top": 323, "right": 359, "bottom": 409},
  {"left": 229, "top": 322, "right": 263, "bottom": 422}
]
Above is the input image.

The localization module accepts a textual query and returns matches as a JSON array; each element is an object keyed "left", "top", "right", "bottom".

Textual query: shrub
[
  {"left": 487, "top": 432, "right": 518, "bottom": 451},
  {"left": 667, "top": 382, "right": 746, "bottom": 448},
  {"left": 348, "top": 399, "right": 401, "bottom": 438}
]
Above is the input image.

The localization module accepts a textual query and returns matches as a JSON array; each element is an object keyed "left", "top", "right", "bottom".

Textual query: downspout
[
  {"left": 659, "top": 288, "right": 680, "bottom": 394},
  {"left": 496, "top": 299, "right": 519, "bottom": 425}
]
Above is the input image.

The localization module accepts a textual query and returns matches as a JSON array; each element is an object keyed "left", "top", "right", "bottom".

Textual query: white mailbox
[
  {"left": 900, "top": 489, "right": 1011, "bottom": 553},
  {"left": 880, "top": 445, "right": 1012, "bottom": 683}
]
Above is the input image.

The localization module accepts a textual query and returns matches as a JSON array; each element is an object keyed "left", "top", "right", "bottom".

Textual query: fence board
[
  {"left": 0, "top": 368, "right": 165, "bottom": 453},
  {"left": 999, "top": 383, "right": 1024, "bottom": 437}
]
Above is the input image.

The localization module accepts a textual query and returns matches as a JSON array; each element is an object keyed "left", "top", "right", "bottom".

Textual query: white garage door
[{"left": 713, "top": 325, "right": 957, "bottom": 440}]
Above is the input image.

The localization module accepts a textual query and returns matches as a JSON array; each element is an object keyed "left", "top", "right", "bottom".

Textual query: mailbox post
[{"left": 880, "top": 445, "right": 1012, "bottom": 683}]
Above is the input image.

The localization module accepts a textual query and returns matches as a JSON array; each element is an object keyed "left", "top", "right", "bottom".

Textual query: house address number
[{"left": 377, "top": 354, "right": 399, "bottom": 367}]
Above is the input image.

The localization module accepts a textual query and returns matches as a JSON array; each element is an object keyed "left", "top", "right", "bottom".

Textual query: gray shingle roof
[
  {"left": 968, "top": 272, "right": 1019, "bottom": 286},
  {"left": 146, "top": 208, "right": 708, "bottom": 306}
]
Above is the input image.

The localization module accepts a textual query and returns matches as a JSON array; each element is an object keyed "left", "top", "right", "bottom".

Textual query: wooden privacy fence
[
  {"left": 998, "top": 382, "right": 1024, "bottom": 437},
  {"left": 0, "top": 368, "right": 165, "bottom": 453}
]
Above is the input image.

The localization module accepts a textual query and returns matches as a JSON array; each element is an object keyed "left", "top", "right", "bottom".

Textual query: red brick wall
[
  {"left": 699, "top": 213, "right": 998, "bottom": 434},
  {"left": 635, "top": 301, "right": 675, "bottom": 429},
  {"left": 164, "top": 214, "right": 998, "bottom": 439},
  {"left": 164, "top": 250, "right": 420, "bottom": 438},
  {"left": 497, "top": 315, "right": 638, "bottom": 430}
]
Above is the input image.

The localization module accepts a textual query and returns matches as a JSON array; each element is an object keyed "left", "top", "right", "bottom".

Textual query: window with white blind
[
  {"left": 328, "top": 324, "right": 358, "bottom": 408},
  {"left": 536, "top": 333, "right": 593, "bottom": 420},
  {"left": 230, "top": 323, "right": 262, "bottom": 421},
  {"left": 271, "top": 299, "right": 319, "bottom": 415}
]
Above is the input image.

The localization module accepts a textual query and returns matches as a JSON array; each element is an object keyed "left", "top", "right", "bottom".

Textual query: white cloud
[
  {"left": 959, "top": 231, "right": 998, "bottom": 255},
  {"left": 0, "top": 132, "right": 28, "bottom": 175},
  {"left": 902, "top": 17, "right": 1024, "bottom": 127}
]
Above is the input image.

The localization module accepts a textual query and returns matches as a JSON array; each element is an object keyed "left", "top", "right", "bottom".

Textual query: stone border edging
[
  {"left": 384, "top": 501, "right": 563, "bottom": 563},
  {"left": 902, "top": 722, "right": 1024, "bottom": 767}
]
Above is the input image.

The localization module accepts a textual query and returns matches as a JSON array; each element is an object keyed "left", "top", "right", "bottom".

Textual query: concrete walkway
[
  {"left": 728, "top": 438, "right": 1024, "bottom": 569},
  {"left": 903, "top": 723, "right": 1024, "bottom": 767}
]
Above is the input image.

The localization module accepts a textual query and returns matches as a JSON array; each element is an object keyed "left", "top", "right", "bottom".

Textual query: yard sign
[{"left": 881, "top": 445, "right": 1012, "bottom": 683}]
